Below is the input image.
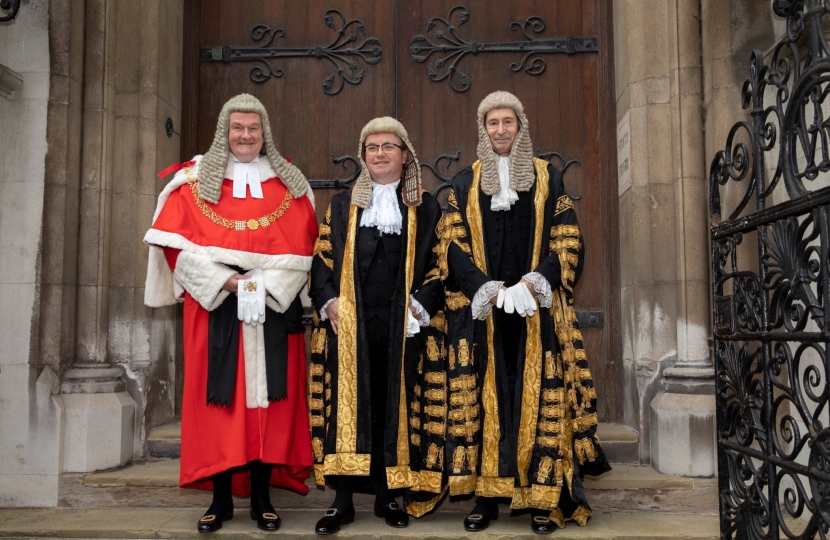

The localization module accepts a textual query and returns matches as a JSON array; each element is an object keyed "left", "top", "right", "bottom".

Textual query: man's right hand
[
  {"left": 222, "top": 273, "right": 249, "bottom": 293},
  {"left": 326, "top": 298, "right": 340, "bottom": 334},
  {"left": 491, "top": 285, "right": 507, "bottom": 305}
]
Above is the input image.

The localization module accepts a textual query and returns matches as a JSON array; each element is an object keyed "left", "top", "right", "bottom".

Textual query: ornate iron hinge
[
  {"left": 199, "top": 9, "right": 382, "bottom": 95},
  {"left": 0, "top": 0, "right": 21, "bottom": 22},
  {"left": 410, "top": 5, "right": 598, "bottom": 92}
]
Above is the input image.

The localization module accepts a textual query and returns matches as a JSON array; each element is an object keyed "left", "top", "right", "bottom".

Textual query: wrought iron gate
[{"left": 710, "top": 1, "right": 830, "bottom": 538}]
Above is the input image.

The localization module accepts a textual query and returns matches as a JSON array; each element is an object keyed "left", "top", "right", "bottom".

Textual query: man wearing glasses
[{"left": 308, "top": 117, "right": 447, "bottom": 534}]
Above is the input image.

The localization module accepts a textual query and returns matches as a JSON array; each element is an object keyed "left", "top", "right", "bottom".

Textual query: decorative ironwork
[
  {"left": 0, "top": 0, "right": 20, "bottom": 22},
  {"left": 410, "top": 5, "right": 598, "bottom": 92},
  {"left": 710, "top": 2, "right": 830, "bottom": 538},
  {"left": 200, "top": 9, "right": 382, "bottom": 95},
  {"left": 421, "top": 151, "right": 462, "bottom": 204},
  {"left": 308, "top": 154, "right": 360, "bottom": 190}
]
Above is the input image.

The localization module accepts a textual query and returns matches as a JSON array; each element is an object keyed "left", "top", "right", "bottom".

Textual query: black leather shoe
[
  {"left": 315, "top": 507, "right": 355, "bottom": 535},
  {"left": 374, "top": 501, "right": 409, "bottom": 528},
  {"left": 250, "top": 508, "right": 281, "bottom": 531},
  {"left": 197, "top": 507, "right": 233, "bottom": 533},
  {"left": 463, "top": 506, "right": 498, "bottom": 531},
  {"left": 531, "top": 514, "right": 558, "bottom": 534}
]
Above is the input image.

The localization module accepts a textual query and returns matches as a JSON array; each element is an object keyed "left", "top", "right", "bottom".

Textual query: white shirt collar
[{"left": 230, "top": 152, "right": 263, "bottom": 199}]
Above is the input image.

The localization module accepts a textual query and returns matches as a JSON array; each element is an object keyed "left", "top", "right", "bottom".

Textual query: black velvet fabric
[
  {"left": 309, "top": 184, "right": 445, "bottom": 496},
  {"left": 206, "top": 279, "right": 304, "bottom": 407},
  {"left": 443, "top": 160, "right": 611, "bottom": 513}
]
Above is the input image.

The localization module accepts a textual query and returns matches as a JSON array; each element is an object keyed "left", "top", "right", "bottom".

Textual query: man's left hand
[{"left": 409, "top": 304, "right": 423, "bottom": 320}]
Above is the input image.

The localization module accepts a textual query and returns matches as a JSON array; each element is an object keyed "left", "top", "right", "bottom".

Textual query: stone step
[
  {"left": 72, "top": 461, "right": 716, "bottom": 516},
  {"left": 146, "top": 420, "right": 182, "bottom": 459},
  {"left": 147, "top": 420, "right": 641, "bottom": 462},
  {"left": 0, "top": 508, "right": 719, "bottom": 539}
]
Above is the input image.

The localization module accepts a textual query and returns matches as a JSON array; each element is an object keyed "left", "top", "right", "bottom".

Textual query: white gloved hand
[
  {"left": 406, "top": 309, "right": 421, "bottom": 338},
  {"left": 501, "top": 282, "right": 537, "bottom": 317},
  {"left": 512, "top": 282, "right": 537, "bottom": 317},
  {"left": 237, "top": 267, "right": 266, "bottom": 325}
]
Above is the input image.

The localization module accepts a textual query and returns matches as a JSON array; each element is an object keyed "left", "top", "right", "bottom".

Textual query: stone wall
[
  {"left": 0, "top": 0, "right": 183, "bottom": 507},
  {"left": 0, "top": 0, "right": 60, "bottom": 507}
]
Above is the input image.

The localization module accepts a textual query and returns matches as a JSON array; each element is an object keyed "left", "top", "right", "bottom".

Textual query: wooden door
[{"left": 181, "top": 0, "right": 621, "bottom": 421}]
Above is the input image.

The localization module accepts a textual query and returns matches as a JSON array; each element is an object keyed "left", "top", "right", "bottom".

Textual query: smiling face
[
  {"left": 228, "top": 112, "right": 264, "bottom": 163},
  {"left": 364, "top": 132, "right": 408, "bottom": 185},
  {"left": 484, "top": 108, "right": 519, "bottom": 157}
]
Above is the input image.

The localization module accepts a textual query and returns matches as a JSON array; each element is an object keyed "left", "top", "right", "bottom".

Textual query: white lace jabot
[
  {"left": 490, "top": 156, "right": 519, "bottom": 211},
  {"left": 230, "top": 153, "right": 263, "bottom": 199},
  {"left": 360, "top": 180, "right": 402, "bottom": 235}
]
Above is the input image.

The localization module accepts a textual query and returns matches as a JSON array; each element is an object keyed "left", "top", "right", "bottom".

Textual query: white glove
[
  {"left": 406, "top": 309, "right": 421, "bottom": 338},
  {"left": 237, "top": 267, "right": 266, "bottom": 325},
  {"left": 500, "top": 282, "right": 537, "bottom": 317}
]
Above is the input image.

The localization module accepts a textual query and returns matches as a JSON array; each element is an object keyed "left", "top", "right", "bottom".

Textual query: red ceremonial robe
[{"left": 144, "top": 157, "right": 317, "bottom": 496}]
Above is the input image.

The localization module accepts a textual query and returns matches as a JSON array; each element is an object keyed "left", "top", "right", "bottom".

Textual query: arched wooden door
[{"left": 180, "top": 0, "right": 621, "bottom": 421}]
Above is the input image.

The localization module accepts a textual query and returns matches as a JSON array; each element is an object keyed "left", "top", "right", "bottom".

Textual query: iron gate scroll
[{"left": 710, "top": 1, "right": 830, "bottom": 538}]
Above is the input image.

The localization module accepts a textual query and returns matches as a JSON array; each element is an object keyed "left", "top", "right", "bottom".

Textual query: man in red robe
[{"left": 144, "top": 94, "right": 317, "bottom": 533}]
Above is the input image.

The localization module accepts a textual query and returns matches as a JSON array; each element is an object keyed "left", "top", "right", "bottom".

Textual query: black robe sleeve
[
  {"left": 442, "top": 170, "right": 491, "bottom": 299},
  {"left": 412, "top": 194, "right": 445, "bottom": 317},
  {"left": 532, "top": 164, "right": 585, "bottom": 293},
  {"left": 310, "top": 203, "right": 338, "bottom": 312}
]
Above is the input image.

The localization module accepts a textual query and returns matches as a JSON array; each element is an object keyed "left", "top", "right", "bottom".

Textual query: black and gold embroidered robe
[
  {"left": 438, "top": 158, "right": 611, "bottom": 526},
  {"left": 308, "top": 187, "right": 449, "bottom": 516}
]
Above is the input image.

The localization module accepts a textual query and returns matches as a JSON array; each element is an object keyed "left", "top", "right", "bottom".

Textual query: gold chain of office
[{"left": 186, "top": 171, "right": 292, "bottom": 231}]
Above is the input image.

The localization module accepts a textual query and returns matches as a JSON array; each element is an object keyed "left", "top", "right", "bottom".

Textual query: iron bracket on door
[
  {"left": 410, "top": 5, "right": 598, "bottom": 92},
  {"left": 200, "top": 9, "right": 382, "bottom": 95}
]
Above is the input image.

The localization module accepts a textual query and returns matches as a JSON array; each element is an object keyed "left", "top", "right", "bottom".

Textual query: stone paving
[
  {"left": 0, "top": 508, "right": 719, "bottom": 539},
  {"left": 0, "top": 460, "right": 720, "bottom": 539}
]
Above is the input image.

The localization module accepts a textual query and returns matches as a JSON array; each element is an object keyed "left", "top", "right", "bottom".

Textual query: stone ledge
[
  {"left": 83, "top": 461, "right": 693, "bottom": 491},
  {"left": 0, "top": 508, "right": 719, "bottom": 539}
]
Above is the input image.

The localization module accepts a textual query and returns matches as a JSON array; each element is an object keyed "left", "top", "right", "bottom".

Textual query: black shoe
[
  {"left": 464, "top": 506, "right": 498, "bottom": 531},
  {"left": 197, "top": 507, "right": 233, "bottom": 533},
  {"left": 315, "top": 507, "right": 355, "bottom": 535},
  {"left": 374, "top": 501, "right": 409, "bottom": 528},
  {"left": 250, "top": 508, "right": 281, "bottom": 531},
  {"left": 531, "top": 514, "right": 558, "bottom": 534}
]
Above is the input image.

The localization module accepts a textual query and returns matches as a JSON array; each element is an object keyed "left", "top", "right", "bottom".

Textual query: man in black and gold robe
[
  {"left": 309, "top": 117, "right": 448, "bottom": 534},
  {"left": 439, "top": 91, "right": 611, "bottom": 534}
]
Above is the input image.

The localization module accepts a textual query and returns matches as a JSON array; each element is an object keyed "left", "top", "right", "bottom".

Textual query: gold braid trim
[
  {"left": 335, "top": 206, "right": 360, "bottom": 455},
  {"left": 394, "top": 207, "right": 418, "bottom": 483},
  {"left": 449, "top": 473, "right": 477, "bottom": 496},
  {"left": 405, "top": 485, "right": 448, "bottom": 518},
  {"left": 188, "top": 176, "right": 292, "bottom": 231},
  {"left": 446, "top": 290, "right": 471, "bottom": 310},
  {"left": 554, "top": 194, "right": 574, "bottom": 216},
  {"left": 322, "top": 453, "right": 371, "bottom": 476},
  {"left": 516, "top": 158, "right": 550, "bottom": 487}
]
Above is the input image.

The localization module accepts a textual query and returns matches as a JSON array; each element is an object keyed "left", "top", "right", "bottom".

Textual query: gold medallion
[{"left": 247, "top": 218, "right": 259, "bottom": 230}]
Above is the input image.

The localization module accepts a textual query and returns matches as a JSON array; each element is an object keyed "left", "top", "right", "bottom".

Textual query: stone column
[
  {"left": 614, "top": 0, "right": 717, "bottom": 471},
  {"left": 645, "top": 0, "right": 717, "bottom": 477},
  {"left": 57, "top": 0, "right": 136, "bottom": 473}
]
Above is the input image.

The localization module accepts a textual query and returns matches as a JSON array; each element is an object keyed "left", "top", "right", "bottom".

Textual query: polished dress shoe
[
  {"left": 531, "top": 514, "right": 557, "bottom": 534},
  {"left": 463, "top": 506, "right": 498, "bottom": 531},
  {"left": 374, "top": 501, "right": 409, "bottom": 528},
  {"left": 197, "top": 507, "right": 233, "bottom": 533},
  {"left": 315, "top": 507, "right": 355, "bottom": 535},
  {"left": 250, "top": 508, "right": 281, "bottom": 531}
]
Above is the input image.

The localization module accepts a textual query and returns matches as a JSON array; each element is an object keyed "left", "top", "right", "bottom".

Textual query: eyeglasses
[{"left": 364, "top": 143, "right": 403, "bottom": 155}]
